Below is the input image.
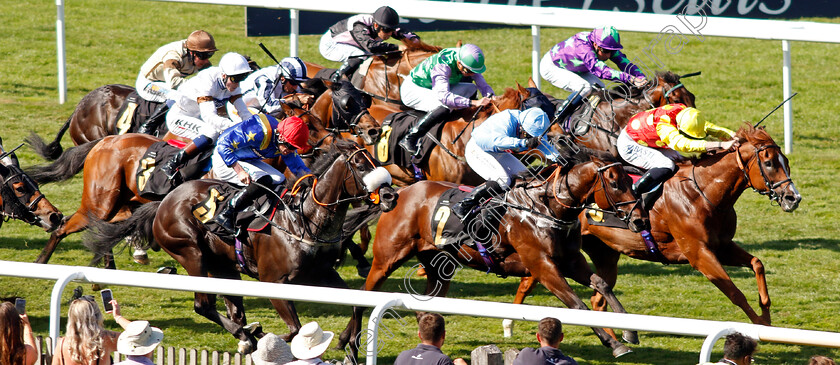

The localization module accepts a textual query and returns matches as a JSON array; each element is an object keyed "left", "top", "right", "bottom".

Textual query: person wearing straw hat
[
  {"left": 251, "top": 333, "right": 295, "bottom": 365},
  {"left": 114, "top": 321, "right": 164, "bottom": 365},
  {"left": 287, "top": 322, "right": 334, "bottom": 365}
]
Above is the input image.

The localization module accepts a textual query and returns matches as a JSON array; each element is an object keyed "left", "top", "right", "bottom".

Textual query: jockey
[
  {"left": 212, "top": 114, "right": 312, "bottom": 233},
  {"left": 618, "top": 103, "right": 737, "bottom": 207},
  {"left": 135, "top": 30, "right": 217, "bottom": 134},
  {"left": 398, "top": 44, "right": 495, "bottom": 156},
  {"left": 320, "top": 5, "right": 420, "bottom": 83},
  {"left": 452, "top": 107, "right": 559, "bottom": 220},
  {"left": 160, "top": 52, "right": 254, "bottom": 179},
  {"left": 239, "top": 56, "right": 312, "bottom": 116},
  {"left": 540, "top": 26, "right": 647, "bottom": 120}
]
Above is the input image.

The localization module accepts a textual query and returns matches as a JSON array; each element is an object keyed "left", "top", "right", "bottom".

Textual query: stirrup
[{"left": 399, "top": 138, "right": 419, "bottom": 156}]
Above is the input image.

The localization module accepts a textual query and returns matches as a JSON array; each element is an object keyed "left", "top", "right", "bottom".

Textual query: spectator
[
  {"left": 251, "top": 333, "right": 295, "bottom": 365},
  {"left": 810, "top": 355, "right": 837, "bottom": 365},
  {"left": 699, "top": 332, "right": 757, "bottom": 365},
  {"left": 394, "top": 313, "right": 468, "bottom": 365},
  {"left": 513, "top": 317, "right": 577, "bottom": 365},
  {"left": 114, "top": 321, "right": 163, "bottom": 365},
  {"left": 287, "top": 322, "right": 333, "bottom": 365},
  {"left": 0, "top": 301, "right": 37, "bottom": 365},
  {"left": 52, "top": 297, "right": 132, "bottom": 365}
]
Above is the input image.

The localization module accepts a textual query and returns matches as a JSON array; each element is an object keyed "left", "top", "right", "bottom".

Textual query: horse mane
[
  {"left": 300, "top": 78, "right": 328, "bottom": 98},
  {"left": 656, "top": 70, "right": 681, "bottom": 85},
  {"left": 0, "top": 175, "right": 30, "bottom": 219},
  {"left": 735, "top": 123, "right": 775, "bottom": 146},
  {"left": 557, "top": 144, "right": 619, "bottom": 173},
  {"left": 402, "top": 39, "right": 442, "bottom": 53},
  {"left": 308, "top": 140, "right": 357, "bottom": 177}
]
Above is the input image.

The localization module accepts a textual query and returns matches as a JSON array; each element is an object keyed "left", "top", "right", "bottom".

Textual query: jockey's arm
[
  {"left": 350, "top": 22, "right": 399, "bottom": 54},
  {"left": 229, "top": 94, "right": 253, "bottom": 121},
  {"left": 610, "top": 50, "right": 646, "bottom": 79},
  {"left": 281, "top": 152, "right": 311, "bottom": 177},
  {"left": 161, "top": 59, "right": 187, "bottom": 89},
  {"left": 198, "top": 97, "right": 237, "bottom": 132},
  {"left": 431, "top": 65, "right": 472, "bottom": 109},
  {"left": 657, "top": 122, "right": 708, "bottom": 154},
  {"left": 469, "top": 73, "right": 495, "bottom": 97},
  {"left": 585, "top": 51, "right": 635, "bottom": 84},
  {"left": 705, "top": 121, "right": 737, "bottom": 140}
]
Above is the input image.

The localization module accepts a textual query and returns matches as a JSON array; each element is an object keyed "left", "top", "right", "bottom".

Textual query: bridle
[
  {"left": 290, "top": 147, "right": 386, "bottom": 209},
  {"left": 733, "top": 142, "right": 793, "bottom": 204},
  {"left": 0, "top": 164, "right": 44, "bottom": 225},
  {"left": 537, "top": 162, "right": 637, "bottom": 224}
]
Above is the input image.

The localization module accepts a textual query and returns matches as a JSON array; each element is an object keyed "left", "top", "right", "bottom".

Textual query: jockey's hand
[
  {"left": 233, "top": 163, "right": 251, "bottom": 185},
  {"left": 524, "top": 137, "right": 541, "bottom": 149},
  {"left": 472, "top": 97, "right": 491, "bottom": 108},
  {"left": 632, "top": 76, "right": 648, "bottom": 88},
  {"left": 721, "top": 139, "right": 738, "bottom": 150},
  {"left": 298, "top": 94, "right": 314, "bottom": 107}
]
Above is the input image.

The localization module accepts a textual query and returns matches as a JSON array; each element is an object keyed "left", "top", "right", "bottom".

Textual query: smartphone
[
  {"left": 14, "top": 298, "right": 25, "bottom": 314},
  {"left": 100, "top": 289, "right": 113, "bottom": 313}
]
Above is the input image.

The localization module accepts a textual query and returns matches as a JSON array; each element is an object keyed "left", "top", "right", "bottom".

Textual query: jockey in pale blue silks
[{"left": 452, "top": 107, "right": 560, "bottom": 220}]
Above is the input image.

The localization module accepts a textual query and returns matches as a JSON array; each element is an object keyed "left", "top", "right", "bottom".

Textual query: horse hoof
[
  {"left": 612, "top": 344, "right": 633, "bottom": 358},
  {"left": 133, "top": 252, "right": 150, "bottom": 265},
  {"left": 622, "top": 330, "right": 639, "bottom": 345},
  {"left": 356, "top": 264, "right": 371, "bottom": 278},
  {"left": 237, "top": 340, "right": 253, "bottom": 354},
  {"left": 243, "top": 322, "right": 262, "bottom": 336}
]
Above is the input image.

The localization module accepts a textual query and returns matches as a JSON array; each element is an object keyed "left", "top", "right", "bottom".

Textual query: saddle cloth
[
  {"left": 114, "top": 91, "right": 164, "bottom": 135},
  {"left": 584, "top": 168, "right": 642, "bottom": 229},
  {"left": 190, "top": 182, "right": 284, "bottom": 242},
  {"left": 135, "top": 141, "right": 213, "bottom": 200},
  {"left": 429, "top": 187, "right": 507, "bottom": 250},
  {"left": 374, "top": 110, "right": 445, "bottom": 167}
]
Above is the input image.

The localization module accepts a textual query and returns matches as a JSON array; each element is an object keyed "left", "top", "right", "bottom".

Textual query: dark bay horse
[
  {"left": 512, "top": 125, "right": 800, "bottom": 327},
  {"left": 85, "top": 140, "right": 398, "bottom": 353},
  {"left": 0, "top": 139, "right": 62, "bottom": 232},
  {"left": 307, "top": 80, "right": 382, "bottom": 147},
  {"left": 549, "top": 71, "right": 698, "bottom": 156},
  {"left": 339, "top": 151, "right": 650, "bottom": 360}
]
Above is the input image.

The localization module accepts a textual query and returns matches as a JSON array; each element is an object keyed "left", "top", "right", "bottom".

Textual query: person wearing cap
[
  {"left": 398, "top": 44, "right": 494, "bottom": 157},
  {"left": 159, "top": 52, "right": 255, "bottom": 179},
  {"left": 394, "top": 313, "right": 467, "bottom": 365},
  {"left": 251, "top": 333, "right": 295, "bottom": 365},
  {"left": 211, "top": 114, "right": 312, "bottom": 234},
  {"left": 541, "top": 26, "right": 647, "bottom": 97},
  {"left": 239, "top": 56, "right": 312, "bottom": 116},
  {"left": 320, "top": 5, "right": 420, "bottom": 83},
  {"left": 135, "top": 30, "right": 217, "bottom": 135},
  {"left": 286, "top": 322, "right": 333, "bottom": 365},
  {"left": 114, "top": 321, "right": 164, "bottom": 365},
  {"left": 618, "top": 104, "right": 736, "bottom": 252},
  {"left": 451, "top": 107, "right": 559, "bottom": 220}
]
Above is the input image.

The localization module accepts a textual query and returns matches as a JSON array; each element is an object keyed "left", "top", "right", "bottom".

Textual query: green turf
[{"left": 1, "top": 1, "right": 839, "bottom": 364}]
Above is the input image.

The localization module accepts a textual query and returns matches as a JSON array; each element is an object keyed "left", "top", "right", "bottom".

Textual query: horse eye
[
  {"left": 763, "top": 160, "right": 773, "bottom": 168},
  {"left": 609, "top": 181, "right": 618, "bottom": 189}
]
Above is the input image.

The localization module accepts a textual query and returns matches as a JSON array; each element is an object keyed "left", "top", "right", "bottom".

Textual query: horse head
[
  {"left": 308, "top": 140, "right": 397, "bottom": 213},
  {"left": 734, "top": 125, "right": 801, "bottom": 212},
  {"left": 0, "top": 148, "right": 63, "bottom": 232},
  {"left": 313, "top": 81, "right": 381, "bottom": 145},
  {"left": 644, "top": 71, "right": 697, "bottom": 108}
]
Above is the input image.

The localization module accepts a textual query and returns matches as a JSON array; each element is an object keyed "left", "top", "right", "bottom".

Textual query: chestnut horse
[
  {"left": 0, "top": 139, "right": 62, "bottom": 232},
  {"left": 549, "top": 71, "right": 698, "bottom": 156},
  {"left": 512, "top": 125, "right": 800, "bottom": 327},
  {"left": 85, "top": 140, "right": 398, "bottom": 353},
  {"left": 339, "top": 150, "right": 650, "bottom": 360}
]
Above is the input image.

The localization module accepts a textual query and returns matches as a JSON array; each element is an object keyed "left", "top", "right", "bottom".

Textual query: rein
[{"left": 734, "top": 143, "right": 793, "bottom": 203}]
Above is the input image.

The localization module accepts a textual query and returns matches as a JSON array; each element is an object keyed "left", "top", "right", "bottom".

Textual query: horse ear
[
  {"left": 589, "top": 155, "right": 605, "bottom": 164},
  {"left": 455, "top": 40, "right": 463, "bottom": 48},
  {"left": 528, "top": 77, "right": 537, "bottom": 88},
  {"left": 517, "top": 82, "right": 528, "bottom": 96}
]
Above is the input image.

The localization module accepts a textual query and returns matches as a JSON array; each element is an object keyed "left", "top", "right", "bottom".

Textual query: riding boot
[
  {"left": 213, "top": 177, "right": 270, "bottom": 234},
  {"left": 159, "top": 135, "right": 212, "bottom": 179},
  {"left": 136, "top": 102, "right": 170, "bottom": 135},
  {"left": 632, "top": 167, "right": 676, "bottom": 210},
  {"left": 331, "top": 57, "right": 364, "bottom": 83},
  {"left": 452, "top": 180, "right": 503, "bottom": 221},
  {"left": 555, "top": 90, "right": 584, "bottom": 122},
  {"left": 399, "top": 106, "right": 449, "bottom": 156}
]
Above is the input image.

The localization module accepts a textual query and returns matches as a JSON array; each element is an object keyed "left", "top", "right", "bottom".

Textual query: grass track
[{"left": 1, "top": 1, "right": 839, "bottom": 363}]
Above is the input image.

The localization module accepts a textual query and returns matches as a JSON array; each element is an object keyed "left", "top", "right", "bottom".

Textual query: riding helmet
[
  {"left": 373, "top": 6, "right": 400, "bottom": 29},
  {"left": 277, "top": 116, "right": 312, "bottom": 153},
  {"left": 676, "top": 107, "right": 707, "bottom": 138},
  {"left": 520, "top": 107, "right": 551, "bottom": 138},
  {"left": 280, "top": 57, "right": 310, "bottom": 83},
  {"left": 219, "top": 53, "right": 252, "bottom": 78},
  {"left": 589, "top": 26, "right": 623, "bottom": 51},
  {"left": 457, "top": 44, "right": 487, "bottom": 74},
  {"left": 185, "top": 30, "right": 217, "bottom": 52}
]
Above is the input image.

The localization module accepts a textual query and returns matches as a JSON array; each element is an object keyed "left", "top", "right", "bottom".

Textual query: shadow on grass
[{"left": 760, "top": 238, "right": 840, "bottom": 252}]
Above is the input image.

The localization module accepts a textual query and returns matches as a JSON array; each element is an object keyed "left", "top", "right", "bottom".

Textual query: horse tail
[
  {"left": 24, "top": 138, "right": 101, "bottom": 185},
  {"left": 342, "top": 204, "right": 383, "bottom": 239},
  {"left": 25, "top": 115, "right": 73, "bottom": 161},
  {"left": 84, "top": 201, "right": 160, "bottom": 266}
]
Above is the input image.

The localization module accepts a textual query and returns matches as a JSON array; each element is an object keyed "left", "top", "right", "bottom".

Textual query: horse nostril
[
  {"left": 368, "top": 129, "right": 381, "bottom": 138},
  {"left": 50, "top": 213, "right": 63, "bottom": 227}
]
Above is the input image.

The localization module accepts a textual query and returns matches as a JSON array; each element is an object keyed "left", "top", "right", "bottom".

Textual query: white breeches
[
  {"left": 465, "top": 139, "right": 528, "bottom": 188},
  {"left": 616, "top": 129, "right": 680, "bottom": 171},
  {"left": 135, "top": 75, "right": 178, "bottom": 103},
  {"left": 165, "top": 112, "right": 226, "bottom": 141},
  {"left": 399, "top": 77, "right": 478, "bottom": 112},
  {"left": 211, "top": 152, "right": 286, "bottom": 188},
  {"left": 539, "top": 53, "right": 604, "bottom": 97},
  {"left": 319, "top": 31, "right": 366, "bottom": 63}
]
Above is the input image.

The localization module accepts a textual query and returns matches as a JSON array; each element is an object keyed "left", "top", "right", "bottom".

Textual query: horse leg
[
  {"left": 35, "top": 213, "right": 86, "bottom": 264},
  {"left": 716, "top": 240, "right": 771, "bottom": 325},
  {"left": 503, "top": 276, "right": 538, "bottom": 337},
  {"left": 580, "top": 236, "right": 627, "bottom": 341},
  {"left": 527, "top": 258, "right": 632, "bottom": 357},
  {"left": 682, "top": 239, "right": 768, "bottom": 325}
]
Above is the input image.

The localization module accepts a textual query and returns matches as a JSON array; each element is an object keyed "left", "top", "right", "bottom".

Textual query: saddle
[
  {"left": 190, "top": 182, "right": 285, "bottom": 243},
  {"left": 135, "top": 141, "right": 213, "bottom": 200},
  {"left": 114, "top": 91, "right": 165, "bottom": 135},
  {"left": 374, "top": 110, "right": 445, "bottom": 167},
  {"left": 430, "top": 187, "right": 508, "bottom": 275}
]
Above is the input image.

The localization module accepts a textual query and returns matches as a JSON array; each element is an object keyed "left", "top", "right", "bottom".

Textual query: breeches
[
  {"left": 166, "top": 112, "right": 224, "bottom": 141},
  {"left": 465, "top": 139, "right": 527, "bottom": 188},
  {"left": 135, "top": 75, "right": 179, "bottom": 103},
  {"left": 319, "top": 31, "right": 366, "bottom": 63},
  {"left": 539, "top": 53, "right": 604, "bottom": 97},
  {"left": 211, "top": 152, "right": 286, "bottom": 188},
  {"left": 399, "top": 77, "right": 478, "bottom": 112},
  {"left": 616, "top": 129, "right": 679, "bottom": 171}
]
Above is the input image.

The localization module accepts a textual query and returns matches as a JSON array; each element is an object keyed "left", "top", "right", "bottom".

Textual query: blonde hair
[
  {"left": 0, "top": 302, "right": 26, "bottom": 365},
  {"left": 65, "top": 298, "right": 106, "bottom": 364}
]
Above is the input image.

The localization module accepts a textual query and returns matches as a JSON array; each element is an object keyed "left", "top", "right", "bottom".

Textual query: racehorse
[
  {"left": 304, "top": 39, "right": 442, "bottom": 106},
  {"left": 85, "top": 140, "right": 398, "bottom": 353},
  {"left": 307, "top": 80, "right": 382, "bottom": 147},
  {"left": 511, "top": 125, "right": 800, "bottom": 326},
  {"left": 549, "top": 71, "right": 698, "bottom": 156},
  {"left": 339, "top": 149, "right": 650, "bottom": 360},
  {"left": 0, "top": 139, "right": 62, "bottom": 232}
]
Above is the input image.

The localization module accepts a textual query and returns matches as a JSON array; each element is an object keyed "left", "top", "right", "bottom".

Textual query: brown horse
[
  {"left": 0, "top": 139, "right": 62, "bottom": 232},
  {"left": 305, "top": 39, "right": 442, "bottom": 106},
  {"left": 85, "top": 140, "right": 398, "bottom": 352},
  {"left": 307, "top": 80, "right": 382, "bottom": 147},
  {"left": 512, "top": 125, "right": 800, "bottom": 327},
  {"left": 549, "top": 71, "right": 698, "bottom": 156},
  {"left": 339, "top": 150, "right": 650, "bottom": 360}
]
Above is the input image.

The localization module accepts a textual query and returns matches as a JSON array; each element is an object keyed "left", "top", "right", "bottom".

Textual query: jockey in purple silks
[{"left": 541, "top": 26, "right": 648, "bottom": 123}]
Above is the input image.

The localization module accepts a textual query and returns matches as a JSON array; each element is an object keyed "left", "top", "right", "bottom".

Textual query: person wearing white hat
[
  {"left": 251, "top": 333, "right": 295, "bottom": 365},
  {"left": 114, "top": 321, "right": 164, "bottom": 365},
  {"left": 287, "top": 322, "right": 334, "bottom": 364},
  {"left": 238, "top": 57, "right": 313, "bottom": 118}
]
